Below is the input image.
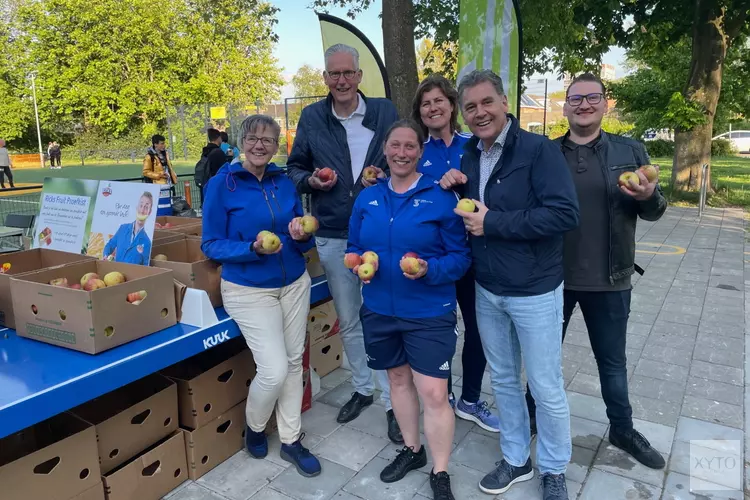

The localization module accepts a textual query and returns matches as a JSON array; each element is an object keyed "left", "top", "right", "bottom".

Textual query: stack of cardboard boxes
[
  {"left": 305, "top": 298, "right": 343, "bottom": 387},
  {"left": 150, "top": 237, "right": 222, "bottom": 307},
  {"left": 160, "top": 338, "right": 256, "bottom": 480}
]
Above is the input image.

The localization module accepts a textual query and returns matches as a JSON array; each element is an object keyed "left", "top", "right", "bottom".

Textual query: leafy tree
[
  {"left": 291, "top": 65, "right": 329, "bottom": 98},
  {"left": 7, "top": 0, "right": 282, "bottom": 145},
  {"left": 416, "top": 38, "right": 457, "bottom": 82}
]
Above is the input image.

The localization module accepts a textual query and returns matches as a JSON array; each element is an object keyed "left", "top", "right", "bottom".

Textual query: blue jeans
[
  {"left": 476, "top": 283, "right": 571, "bottom": 474},
  {"left": 316, "top": 237, "right": 391, "bottom": 409}
]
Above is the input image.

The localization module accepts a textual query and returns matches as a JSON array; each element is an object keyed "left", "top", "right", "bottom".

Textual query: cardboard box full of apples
[{"left": 10, "top": 260, "right": 177, "bottom": 354}]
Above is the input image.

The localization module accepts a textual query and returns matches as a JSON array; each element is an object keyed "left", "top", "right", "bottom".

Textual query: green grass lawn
[
  {"left": 652, "top": 155, "right": 750, "bottom": 208},
  {"left": 11, "top": 160, "right": 198, "bottom": 184}
]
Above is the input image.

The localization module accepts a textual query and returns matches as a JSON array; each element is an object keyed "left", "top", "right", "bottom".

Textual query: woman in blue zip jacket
[
  {"left": 347, "top": 119, "right": 470, "bottom": 500},
  {"left": 201, "top": 115, "right": 321, "bottom": 478},
  {"left": 411, "top": 74, "right": 500, "bottom": 433}
]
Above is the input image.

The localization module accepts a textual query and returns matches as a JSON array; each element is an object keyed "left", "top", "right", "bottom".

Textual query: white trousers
[{"left": 221, "top": 272, "right": 311, "bottom": 444}]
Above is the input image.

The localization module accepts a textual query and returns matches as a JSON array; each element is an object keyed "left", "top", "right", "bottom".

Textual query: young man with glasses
[
  {"left": 287, "top": 44, "right": 402, "bottom": 443},
  {"left": 525, "top": 73, "right": 667, "bottom": 469}
]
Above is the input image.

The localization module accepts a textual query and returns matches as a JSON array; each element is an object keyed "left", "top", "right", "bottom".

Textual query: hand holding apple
[
  {"left": 455, "top": 199, "right": 489, "bottom": 236},
  {"left": 400, "top": 254, "right": 428, "bottom": 280},
  {"left": 308, "top": 168, "right": 337, "bottom": 191},
  {"left": 361, "top": 166, "right": 384, "bottom": 188},
  {"left": 288, "top": 218, "right": 309, "bottom": 242},
  {"left": 619, "top": 170, "right": 656, "bottom": 201},
  {"left": 253, "top": 232, "right": 283, "bottom": 255},
  {"left": 354, "top": 263, "right": 376, "bottom": 284}
]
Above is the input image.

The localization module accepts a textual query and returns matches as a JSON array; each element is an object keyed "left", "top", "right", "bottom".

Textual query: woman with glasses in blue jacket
[
  {"left": 347, "top": 119, "right": 470, "bottom": 500},
  {"left": 201, "top": 114, "right": 321, "bottom": 478}
]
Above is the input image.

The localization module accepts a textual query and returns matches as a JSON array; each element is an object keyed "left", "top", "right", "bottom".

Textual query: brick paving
[{"left": 164, "top": 207, "right": 747, "bottom": 500}]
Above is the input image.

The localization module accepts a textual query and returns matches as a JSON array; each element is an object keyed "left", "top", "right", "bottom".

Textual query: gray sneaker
[
  {"left": 541, "top": 473, "right": 568, "bottom": 500},
  {"left": 479, "top": 458, "right": 534, "bottom": 495}
]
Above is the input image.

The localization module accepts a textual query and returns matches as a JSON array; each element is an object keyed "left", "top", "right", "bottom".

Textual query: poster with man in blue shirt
[{"left": 102, "top": 190, "right": 156, "bottom": 265}]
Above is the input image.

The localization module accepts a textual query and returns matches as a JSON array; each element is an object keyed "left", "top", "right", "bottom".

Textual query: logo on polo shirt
[
  {"left": 369, "top": 200, "right": 378, "bottom": 206},
  {"left": 413, "top": 199, "right": 433, "bottom": 207},
  {"left": 423, "top": 160, "right": 432, "bottom": 166}
]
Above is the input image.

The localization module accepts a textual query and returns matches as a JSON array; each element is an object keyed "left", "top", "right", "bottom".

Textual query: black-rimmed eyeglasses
[
  {"left": 244, "top": 136, "right": 277, "bottom": 148},
  {"left": 566, "top": 93, "right": 604, "bottom": 106}
]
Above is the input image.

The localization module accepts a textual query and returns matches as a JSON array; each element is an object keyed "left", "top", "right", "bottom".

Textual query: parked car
[{"left": 712, "top": 131, "right": 750, "bottom": 153}]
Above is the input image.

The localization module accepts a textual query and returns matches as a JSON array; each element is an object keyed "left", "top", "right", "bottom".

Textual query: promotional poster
[{"left": 33, "top": 178, "right": 160, "bottom": 265}]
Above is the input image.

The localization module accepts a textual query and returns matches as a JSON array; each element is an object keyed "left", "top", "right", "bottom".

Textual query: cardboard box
[
  {"left": 301, "top": 369, "right": 312, "bottom": 413},
  {"left": 0, "top": 412, "right": 100, "bottom": 500},
  {"left": 155, "top": 216, "right": 202, "bottom": 230},
  {"left": 69, "top": 482, "right": 105, "bottom": 500},
  {"left": 151, "top": 238, "right": 221, "bottom": 307},
  {"left": 70, "top": 374, "right": 178, "bottom": 474},
  {"left": 310, "top": 333, "right": 343, "bottom": 377},
  {"left": 102, "top": 431, "right": 187, "bottom": 500},
  {"left": 162, "top": 338, "right": 255, "bottom": 430},
  {"left": 153, "top": 231, "right": 186, "bottom": 246},
  {"left": 0, "top": 248, "right": 95, "bottom": 329},
  {"left": 307, "top": 300, "right": 339, "bottom": 345},
  {"left": 165, "top": 225, "right": 202, "bottom": 237},
  {"left": 303, "top": 248, "right": 325, "bottom": 278},
  {"left": 183, "top": 400, "right": 245, "bottom": 480},
  {"left": 10, "top": 260, "right": 177, "bottom": 354}
]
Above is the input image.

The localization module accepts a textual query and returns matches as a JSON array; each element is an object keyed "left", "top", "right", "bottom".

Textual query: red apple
[
  {"left": 318, "top": 168, "right": 334, "bottom": 182},
  {"left": 403, "top": 252, "right": 419, "bottom": 259},
  {"left": 400, "top": 256, "right": 421, "bottom": 275},
  {"left": 362, "top": 251, "right": 379, "bottom": 266},
  {"left": 344, "top": 253, "right": 362, "bottom": 269},
  {"left": 69, "top": 283, "right": 82, "bottom": 290}
]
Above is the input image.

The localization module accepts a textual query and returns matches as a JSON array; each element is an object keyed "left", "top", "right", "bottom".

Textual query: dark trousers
[
  {"left": 50, "top": 154, "right": 61, "bottom": 167},
  {"left": 525, "top": 288, "right": 633, "bottom": 432},
  {"left": 0, "top": 166, "right": 14, "bottom": 188},
  {"left": 447, "top": 271, "right": 487, "bottom": 403}
]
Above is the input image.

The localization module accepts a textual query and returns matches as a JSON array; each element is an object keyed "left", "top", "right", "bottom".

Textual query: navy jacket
[
  {"left": 458, "top": 115, "right": 580, "bottom": 297},
  {"left": 201, "top": 162, "right": 315, "bottom": 289},
  {"left": 287, "top": 92, "right": 399, "bottom": 239},
  {"left": 347, "top": 176, "right": 471, "bottom": 318}
]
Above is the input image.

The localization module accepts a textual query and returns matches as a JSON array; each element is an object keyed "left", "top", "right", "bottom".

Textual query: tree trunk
[
  {"left": 382, "top": 0, "right": 418, "bottom": 118},
  {"left": 671, "top": 0, "right": 726, "bottom": 192}
]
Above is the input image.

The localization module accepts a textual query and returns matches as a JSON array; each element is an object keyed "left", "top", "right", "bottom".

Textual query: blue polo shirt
[{"left": 417, "top": 131, "right": 472, "bottom": 180}]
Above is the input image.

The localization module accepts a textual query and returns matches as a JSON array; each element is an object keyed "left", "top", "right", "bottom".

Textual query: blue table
[{"left": 0, "top": 276, "right": 330, "bottom": 439}]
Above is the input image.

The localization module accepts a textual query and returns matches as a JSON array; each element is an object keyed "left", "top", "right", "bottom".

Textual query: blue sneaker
[
  {"left": 455, "top": 399, "right": 500, "bottom": 433},
  {"left": 245, "top": 426, "right": 268, "bottom": 458},
  {"left": 280, "top": 433, "right": 322, "bottom": 477}
]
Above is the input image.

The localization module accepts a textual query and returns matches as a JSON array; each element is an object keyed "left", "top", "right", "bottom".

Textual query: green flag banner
[{"left": 458, "top": 0, "right": 522, "bottom": 115}]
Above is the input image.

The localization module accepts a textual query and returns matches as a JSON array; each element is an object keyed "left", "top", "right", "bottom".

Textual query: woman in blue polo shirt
[
  {"left": 411, "top": 74, "right": 500, "bottom": 433},
  {"left": 347, "top": 119, "right": 470, "bottom": 500}
]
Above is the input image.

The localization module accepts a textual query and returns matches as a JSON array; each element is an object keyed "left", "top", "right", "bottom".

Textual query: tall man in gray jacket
[{"left": 286, "top": 44, "right": 402, "bottom": 443}]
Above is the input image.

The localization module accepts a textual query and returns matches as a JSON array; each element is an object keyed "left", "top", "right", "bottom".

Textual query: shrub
[
  {"left": 645, "top": 139, "right": 674, "bottom": 157},
  {"left": 711, "top": 138, "right": 737, "bottom": 157}
]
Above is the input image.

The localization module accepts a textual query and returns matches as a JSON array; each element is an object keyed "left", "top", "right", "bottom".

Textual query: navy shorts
[{"left": 360, "top": 306, "right": 457, "bottom": 379}]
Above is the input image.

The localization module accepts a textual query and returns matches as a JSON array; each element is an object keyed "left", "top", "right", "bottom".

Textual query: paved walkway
[{"left": 164, "top": 207, "right": 748, "bottom": 500}]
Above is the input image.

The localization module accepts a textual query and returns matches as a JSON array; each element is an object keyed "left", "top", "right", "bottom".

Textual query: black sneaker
[
  {"left": 386, "top": 409, "right": 404, "bottom": 444},
  {"left": 541, "top": 473, "right": 569, "bottom": 500},
  {"left": 336, "top": 392, "right": 374, "bottom": 423},
  {"left": 479, "top": 458, "right": 534, "bottom": 495},
  {"left": 380, "top": 445, "right": 427, "bottom": 483},
  {"left": 609, "top": 427, "right": 666, "bottom": 469},
  {"left": 430, "top": 470, "right": 455, "bottom": 500}
]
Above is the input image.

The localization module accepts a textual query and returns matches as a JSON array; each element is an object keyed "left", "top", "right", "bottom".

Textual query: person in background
[
  {"left": 0, "top": 139, "right": 15, "bottom": 189},
  {"left": 50, "top": 141, "right": 62, "bottom": 168},
  {"left": 201, "top": 114, "right": 322, "bottom": 478},
  {"left": 220, "top": 130, "right": 241, "bottom": 163},
  {"left": 287, "top": 43, "right": 402, "bottom": 442},
  {"left": 524, "top": 73, "right": 667, "bottom": 470},
  {"left": 348, "top": 120, "right": 470, "bottom": 500},
  {"left": 203, "top": 128, "right": 230, "bottom": 184},
  {"left": 103, "top": 191, "right": 154, "bottom": 265},
  {"left": 411, "top": 74, "right": 500, "bottom": 434},
  {"left": 143, "top": 134, "right": 177, "bottom": 186},
  {"left": 440, "top": 69, "right": 579, "bottom": 500},
  {"left": 47, "top": 141, "right": 54, "bottom": 168}
]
